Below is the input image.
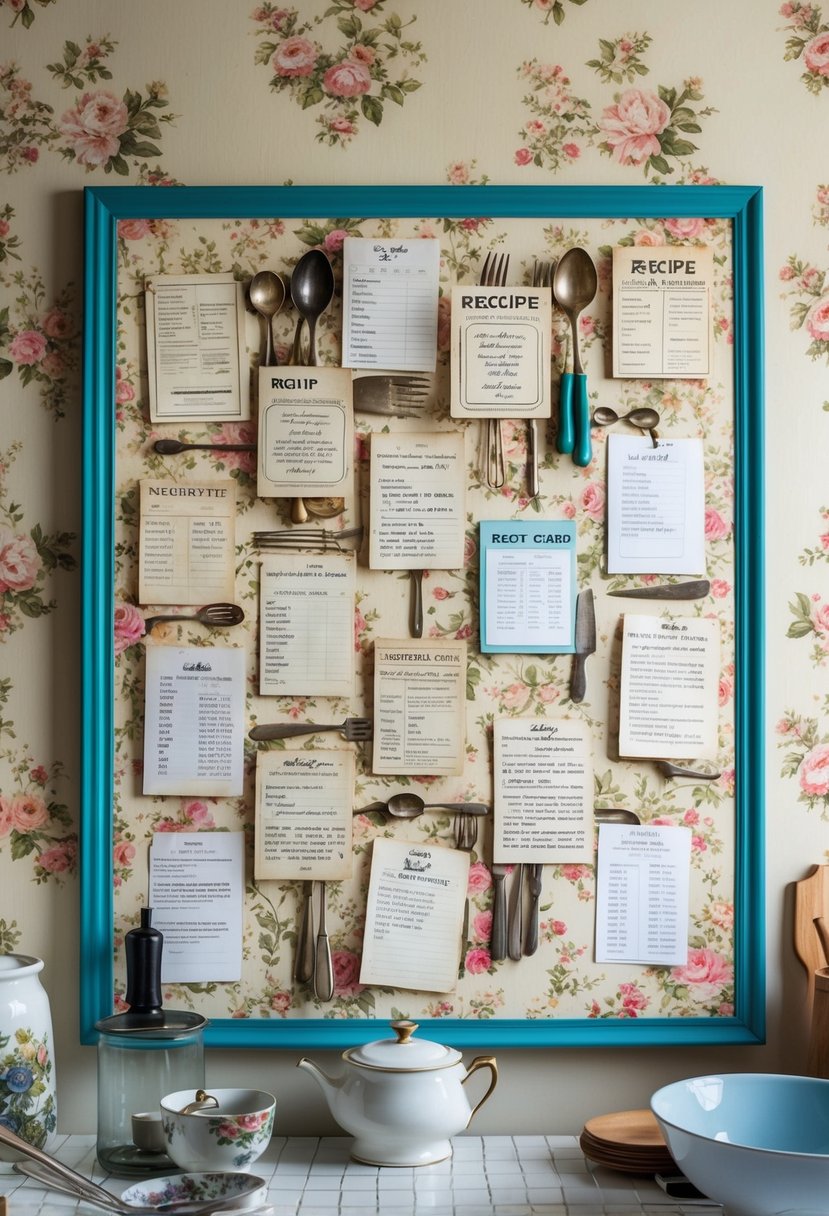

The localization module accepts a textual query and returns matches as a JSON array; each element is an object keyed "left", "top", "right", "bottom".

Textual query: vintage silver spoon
[
  {"left": 354, "top": 794, "right": 490, "bottom": 820},
  {"left": 595, "top": 808, "right": 641, "bottom": 824},
  {"left": 249, "top": 270, "right": 285, "bottom": 368},
  {"left": 554, "top": 247, "right": 598, "bottom": 467},
  {"left": 592, "top": 404, "right": 660, "bottom": 447},
  {"left": 658, "top": 761, "right": 721, "bottom": 780},
  {"left": 289, "top": 249, "right": 336, "bottom": 524},
  {"left": 143, "top": 603, "right": 244, "bottom": 632}
]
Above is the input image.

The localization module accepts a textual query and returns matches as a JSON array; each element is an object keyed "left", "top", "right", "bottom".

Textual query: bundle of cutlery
[{"left": 252, "top": 525, "right": 363, "bottom": 552}]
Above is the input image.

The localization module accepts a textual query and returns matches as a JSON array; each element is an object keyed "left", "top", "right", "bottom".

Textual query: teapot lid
[{"left": 344, "top": 1021, "right": 462, "bottom": 1072}]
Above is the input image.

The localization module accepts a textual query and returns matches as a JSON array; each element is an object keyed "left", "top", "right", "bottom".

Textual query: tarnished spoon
[
  {"left": 354, "top": 793, "right": 490, "bottom": 820},
  {"left": 143, "top": 603, "right": 244, "bottom": 632},
  {"left": 249, "top": 270, "right": 285, "bottom": 368},
  {"left": 290, "top": 249, "right": 336, "bottom": 525},
  {"left": 554, "top": 247, "right": 598, "bottom": 467},
  {"left": 592, "top": 405, "right": 660, "bottom": 447},
  {"left": 595, "top": 808, "right": 641, "bottom": 824}
]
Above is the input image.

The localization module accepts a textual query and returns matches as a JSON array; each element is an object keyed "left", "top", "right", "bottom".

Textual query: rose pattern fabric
[{"left": 781, "top": 2, "right": 829, "bottom": 91}]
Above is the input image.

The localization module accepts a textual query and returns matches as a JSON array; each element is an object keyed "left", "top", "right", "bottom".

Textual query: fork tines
[
  {"left": 253, "top": 525, "right": 363, "bottom": 552},
  {"left": 479, "top": 251, "right": 510, "bottom": 287}
]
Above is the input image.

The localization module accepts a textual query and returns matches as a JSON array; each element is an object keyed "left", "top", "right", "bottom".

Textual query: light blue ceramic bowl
[{"left": 651, "top": 1073, "right": 829, "bottom": 1216}]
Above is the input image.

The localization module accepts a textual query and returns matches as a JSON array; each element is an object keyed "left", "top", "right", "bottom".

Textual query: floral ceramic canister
[{"left": 0, "top": 954, "right": 57, "bottom": 1152}]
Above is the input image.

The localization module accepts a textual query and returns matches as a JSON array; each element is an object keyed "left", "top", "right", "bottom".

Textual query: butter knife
[
  {"left": 524, "top": 863, "right": 543, "bottom": 956},
  {"left": 508, "top": 864, "right": 525, "bottom": 961},
  {"left": 490, "top": 864, "right": 509, "bottom": 962},
  {"left": 313, "top": 880, "right": 334, "bottom": 1002},
  {"left": 570, "top": 588, "right": 596, "bottom": 703},
  {"left": 606, "top": 579, "right": 710, "bottom": 600}
]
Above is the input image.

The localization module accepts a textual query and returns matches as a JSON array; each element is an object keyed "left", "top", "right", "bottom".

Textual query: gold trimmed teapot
[{"left": 297, "top": 1019, "right": 498, "bottom": 1166}]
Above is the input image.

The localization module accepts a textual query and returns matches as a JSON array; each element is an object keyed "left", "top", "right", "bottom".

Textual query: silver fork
[
  {"left": 454, "top": 812, "right": 478, "bottom": 974},
  {"left": 249, "top": 716, "right": 372, "bottom": 742},
  {"left": 479, "top": 252, "right": 510, "bottom": 488},
  {"left": 252, "top": 525, "right": 364, "bottom": 552},
  {"left": 530, "top": 261, "right": 554, "bottom": 498},
  {"left": 353, "top": 374, "right": 431, "bottom": 417}
]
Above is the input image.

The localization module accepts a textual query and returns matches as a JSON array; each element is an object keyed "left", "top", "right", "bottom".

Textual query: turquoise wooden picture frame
[{"left": 82, "top": 184, "right": 764, "bottom": 1050}]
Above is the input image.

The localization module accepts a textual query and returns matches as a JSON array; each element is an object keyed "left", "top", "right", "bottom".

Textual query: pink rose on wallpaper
[
  {"left": 271, "top": 991, "right": 291, "bottom": 1013},
  {"left": 41, "top": 351, "right": 65, "bottom": 378},
  {"left": 813, "top": 602, "right": 829, "bottom": 634},
  {"left": 709, "top": 899, "right": 734, "bottom": 930},
  {"left": 633, "top": 229, "right": 662, "bottom": 246},
  {"left": 599, "top": 88, "right": 671, "bottom": 166},
  {"left": 561, "top": 863, "right": 591, "bottom": 882},
  {"left": 464, "top": 946, "right": 491, "bottom": 975},
  {"left": 718, "top": 675, "right": 733, "bottom": 705},
  {"left": 580, "top": 482, "right": 605, "bottom": 522},
  {"left": 447, "top": 161, "right": 471, "bottom": 184},
  {"left": 563, "top": 143, "right": 580, "bottom": 159},
  {"left": 328, "top": 116, "right": 356, "bottom": 136},
  {"left": 618, "top": 981, "right": 648, "bottom": 1015},
  {"left": 60, "top": 91, "right": 129, "bottom": 167},
  {"left": 9, "top": 329, "right": 47, "bottom": 365},
  {"left": 514, "top": 148, "right": 533, "bottom": 166},
  {"left": 37, "top": 841, "right": 76, "bottom": 874},
  {"left": 271, "top": 36, "right": 318, "bottom": 78},
  {"left": 804, "top": 31, "right": 829, "bottom": 75},
  {"left": 0, "top": 527, "right": 40, "bottom": 594},
  {"left": 671, "top": 947, "right": 733, "bottom": 999},
  {"left": 663, "top": 217, "right": 705, "bottom": 240},
  {"left": 332, "top": 949, "right": 364, "bottom": 995},
  {"left": 323, "top": 228, "right": 349, "bottom": 253},
  {"left": 472, "top": 910, "right": 492, "bottom": 943},
  {"left": 502, "top": 681, "right": 530, "bottom": 710},
  {"left": 119, "top": 219, "right": 152, "bottom": 240},
  {"left": 467, "top": 861, "right": 492, "bottom": 893},
  {"left": 211, "top": 423, "right": 256, "bottom": 472},
  {"left": 9, "top": 793, "right": 48, "bottom": 832},
  {"left": 0, "top": 798, "right": 15, "bottom": 838},
  {"left": 704, "top": 507, "right": 730, "bottom": 541},
  {"left": 351, "top": 44, "right": 376, "bottom": 66},
  {"left": 42, "top": 309, "right": 72, "bottom": 340},
  {"left": 710, "top": 578, "right": 731, "bottom": 598},
  {"left": 354, "top": 0, "right": 377, "bottom": 10},
  {"left": 806, "top": 296, "right": 829, "bottom": 342},
  {"left": 183, "top": 799, "right": 215, "bottom": 828},
  {"left": 323, "top": 59, "right": 372, "bottom": 98},
  {"left": 799, "top": 742, "right": 829, "bottom": 797},
  {"left": 113, "top": 839, "right": 136, "bottom": 868},
  {"left": 114, "top": 602, "right": 146, "bottom": 654}
]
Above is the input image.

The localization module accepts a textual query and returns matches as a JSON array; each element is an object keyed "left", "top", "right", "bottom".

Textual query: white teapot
[{"left": 297, "top": 1019, "right": 498, "bottom": 1166}]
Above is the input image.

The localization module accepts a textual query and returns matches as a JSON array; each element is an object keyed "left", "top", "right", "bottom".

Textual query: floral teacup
[{"left": 160, "top": 1088, "right": 275, "bottom": 1173}]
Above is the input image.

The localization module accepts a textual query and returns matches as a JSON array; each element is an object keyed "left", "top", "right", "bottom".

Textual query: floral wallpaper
[{"left": 0, "top": 0, "right": 824, "bottom": 1129}]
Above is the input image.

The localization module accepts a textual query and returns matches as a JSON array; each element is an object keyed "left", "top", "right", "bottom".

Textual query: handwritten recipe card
[
  {"left": 257, "top": 366, "right": 353, "bottom": 500},
  {"left": 372, "top": 639, "right": 467, "bottom": 776},
  {"left": 342, "top": 237, "right": 440, "bottom": 372},
  {"left": 254, "top": 750, "right": 354, "bottom": 882},
  {"left": 494, "top": 718, "right": 592, "bottom": 863},
  {"left": 138, "top": 478, "right": 236, "bottom": 606}
]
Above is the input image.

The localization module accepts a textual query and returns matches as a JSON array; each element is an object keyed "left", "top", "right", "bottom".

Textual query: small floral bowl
[
  {"left": 159, "top": 1089, "right": 276, "bottom": 1173},
  {"left": 121, "top": 1172, "right": 268, "bottom": 1209}
]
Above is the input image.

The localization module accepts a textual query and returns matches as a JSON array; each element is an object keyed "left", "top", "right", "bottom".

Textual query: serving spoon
[
  {"left": 554, "top": 247, "right": 598, "bottom": 467},
  {"left": 249, "top": 270, "right": 286, "bottom": 368},
  {"left": 289, "top": 249, "right": 337, "bottom": 524},
  {"left": 592, "top": 405, "right": 660, "bottom": 447}
]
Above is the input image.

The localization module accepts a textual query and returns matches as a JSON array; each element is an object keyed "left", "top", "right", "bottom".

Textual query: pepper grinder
[{"left": 95, "top": 908, "right": 207, "bottom": 1176}]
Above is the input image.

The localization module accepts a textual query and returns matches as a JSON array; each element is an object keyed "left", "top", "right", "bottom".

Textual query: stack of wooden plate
[{"left": 579, "top": 1108, "right": 676, "bottom": 1174}]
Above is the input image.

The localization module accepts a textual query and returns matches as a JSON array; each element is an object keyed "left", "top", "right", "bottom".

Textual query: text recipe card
[
  {"left": 369, "top": 432, "right": 466, "bottom": 571},
  {"left": 138, "top": 479, "right": 236, "bottom": 606},
  {"left": 595, "top": 824, "right": 691, "bottom": 965},
  {"left": 619, "top": 614, "right": 720, "bottom": 759},
  {"left": 494, "top": 718, "right": 592, "bottom": 863},
  {"left": 359, "top": 837, "right": 469, "bottom": 993},
  {"left": 149, "top": 832, "right": 244, "bottom": 982},
  {"left": 259, "top": 552, "right": 355, "bottom": 697},
  {"left": 607, "top": 435, "right": 705, "bottom": 576},
  {"left": 254, "top": 749, "right": 354, "bottom": 882},
  {"left": 145, "top": 274, "right": 249, "bottom": 422},
  {"left": 450, "top": 283, "right": 552, "bottom": 418},
  {"left": 612, "top": 244, "right": 713, "bottom": 378},
  {"left": 372, "top": 638, "right": 467, "bottom": 776},
  {"left": 257, "top": 366, "right": 353, "bottom": 499},
  {"left": 143, "top": 645, "right": 246, "bottom": 796},
  {"left": 342, "top": 237, "right": 440, "bottom": 372},
  {"left": 479, "top": 519, "right": 576, "bottom": 653}
]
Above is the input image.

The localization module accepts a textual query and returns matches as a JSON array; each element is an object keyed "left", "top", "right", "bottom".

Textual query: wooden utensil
[{"left": 794, "top": 863, "right": 829, "bottom": 1012}]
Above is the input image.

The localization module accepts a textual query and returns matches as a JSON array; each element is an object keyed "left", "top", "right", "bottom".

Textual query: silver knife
[
  {"left": 490, "top": 864, "right": 509, "bottom": 961},
  {"left": 507, "top": 864, "right": 525, "bottom": 961},
  {"left": 570, "top": 588, "right": 596, "bottom": 703},
  {"left": 524, "top": 864, "right": 543, "bottom": 956},
  {"left": 607, "top": 579, "right": 710, "bottom": 600}
]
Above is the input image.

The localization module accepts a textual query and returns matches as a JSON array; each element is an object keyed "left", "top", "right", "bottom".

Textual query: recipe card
[
  {"left": 254, "top": 749, "right": 354, "bottom": 882},
  {"left": 493, "top": 718, "right": 592, "bottom": 863},
  {"left": 138, "top": 478, "right": 236, "bottom": 606},
  {"left": 359, "top": 837, "right": 469, "bottom": 993},
  {"left": 143, "top": 645, "right": 246, "bottom": 796},
  {"left": 369, "top": 432, "right": 466, "bottom": 571},
  {"left": 595, "top": 824, "right": 691, "bottom": 966},
  {"left": 372, "top": 638, "right": 467, "bottom": 776},
  {"left": 612, "top": 244, "right": 713, "bottom": 378},
  {"left": 606, "top": 435, "right": 706, "bottom": 576},
  {"left": 259, "top": 552, "right": 355, "bottom": 697},
  {"left": 341, "top": 237, "right": 440, "bottom": 372},
  {"left": 257, "top": 366, "right": 353, "bottom": 500},
  {"left": 450, "top": 283, "right": 552, "bottom": 418},
  {"left": 149, "top": 832, "right": 244, "bottom": 983},
  {"left": 145, "top": 273, "right": 249, "bottom": 422},
  {"left": 618, "top": 614, "right": 720, "bottom": 760},
  {"left": 479, "top": 519, "right": 577, "bottom": 653}
]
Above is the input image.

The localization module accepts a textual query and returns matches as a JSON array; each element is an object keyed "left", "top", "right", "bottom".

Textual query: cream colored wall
[{"left": 2, "top": 0, "right": 826, "bottom": 1132}]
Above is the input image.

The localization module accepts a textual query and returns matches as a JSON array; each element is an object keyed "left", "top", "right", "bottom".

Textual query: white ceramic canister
[{"left": 0, "top": 954, "right": 57, "bottom": 1152}]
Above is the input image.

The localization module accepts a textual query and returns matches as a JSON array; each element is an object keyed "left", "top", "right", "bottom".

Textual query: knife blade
[
  {"left": 570, "top": 588, "right": 596, "bottom": 703},
  {"left": 606, "top": 579, "right": 710, "bottom": 600},
  {"left": 524, "top": 864, "right": 543, "bottom": 956}
]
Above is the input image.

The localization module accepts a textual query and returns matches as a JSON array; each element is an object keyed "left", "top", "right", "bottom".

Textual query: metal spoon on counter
[
  {"left": 592, "top": 405, "right": 660, "bottom": 447},
  {"left": 249, "top": 270, "right": 286, "bottom": 368},
  {"left": 289, "top": 249, "right": 337, "bottom": 524},
  {"left": 554, "top": 247, "right": 598, "bottom": 467}
]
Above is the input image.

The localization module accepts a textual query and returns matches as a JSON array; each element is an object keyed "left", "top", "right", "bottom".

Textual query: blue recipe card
[{"left": 479, "top": 519, "right": 577, "bottom": 654}]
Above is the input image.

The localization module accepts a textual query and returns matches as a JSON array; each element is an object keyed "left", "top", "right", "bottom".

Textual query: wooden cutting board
[{"left": 794, "top": 863, "right": 829, "bottom": 1011}]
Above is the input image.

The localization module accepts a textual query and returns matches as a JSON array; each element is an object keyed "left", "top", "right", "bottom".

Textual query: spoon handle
[
  {"left": 557, "top": 372, "right": 575, "bottom": 454},
  {"left": 508, "top": 865, "right": 525, "bottom": 961},
  {"left": 527, "top": 419, "right": 539, "bottom": 498},
  {"left": 263, "top": 316, "right": 275, "bottom": 368},
  {"left": 410, "top": 569, "right": 423, "bottom": 637},
  {"left": 291, "top": 316, "right": 305, "bottom": 365},
  {"left": 314, "top": 882, "right": 334, "bottom": 1002},
  {"left": 249, "top": 723, "right": 338, "bottom": 740},
  {"left": 295, "top": 881, "right": 316, "bottom": 984},
  {"left": 490, "top": 871, "right": 508, "bottom": 962},
  {"left": 573, "top": 374, "right": 592, "bottom": 467}
]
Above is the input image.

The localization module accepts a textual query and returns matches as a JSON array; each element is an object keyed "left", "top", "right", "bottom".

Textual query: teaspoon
[
  {"left": 289, "top": 249, "right": 336, "bottom": 524},
  {"left": 592, "top": 405, "right": 660, "bottom": 447},
  {"left": 354, "top": 794, "right": 490, "bottom": 820},
  {"left": 249, "top": 270, "right": 285, "bottom": 368},
  {"left": 553, "top": 247, "right": 598, "bottom": 467}
]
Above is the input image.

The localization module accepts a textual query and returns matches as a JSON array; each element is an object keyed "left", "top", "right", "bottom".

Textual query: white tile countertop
[{"left": 0, "top": 1135, "right": 723, "bottom": 1216}]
